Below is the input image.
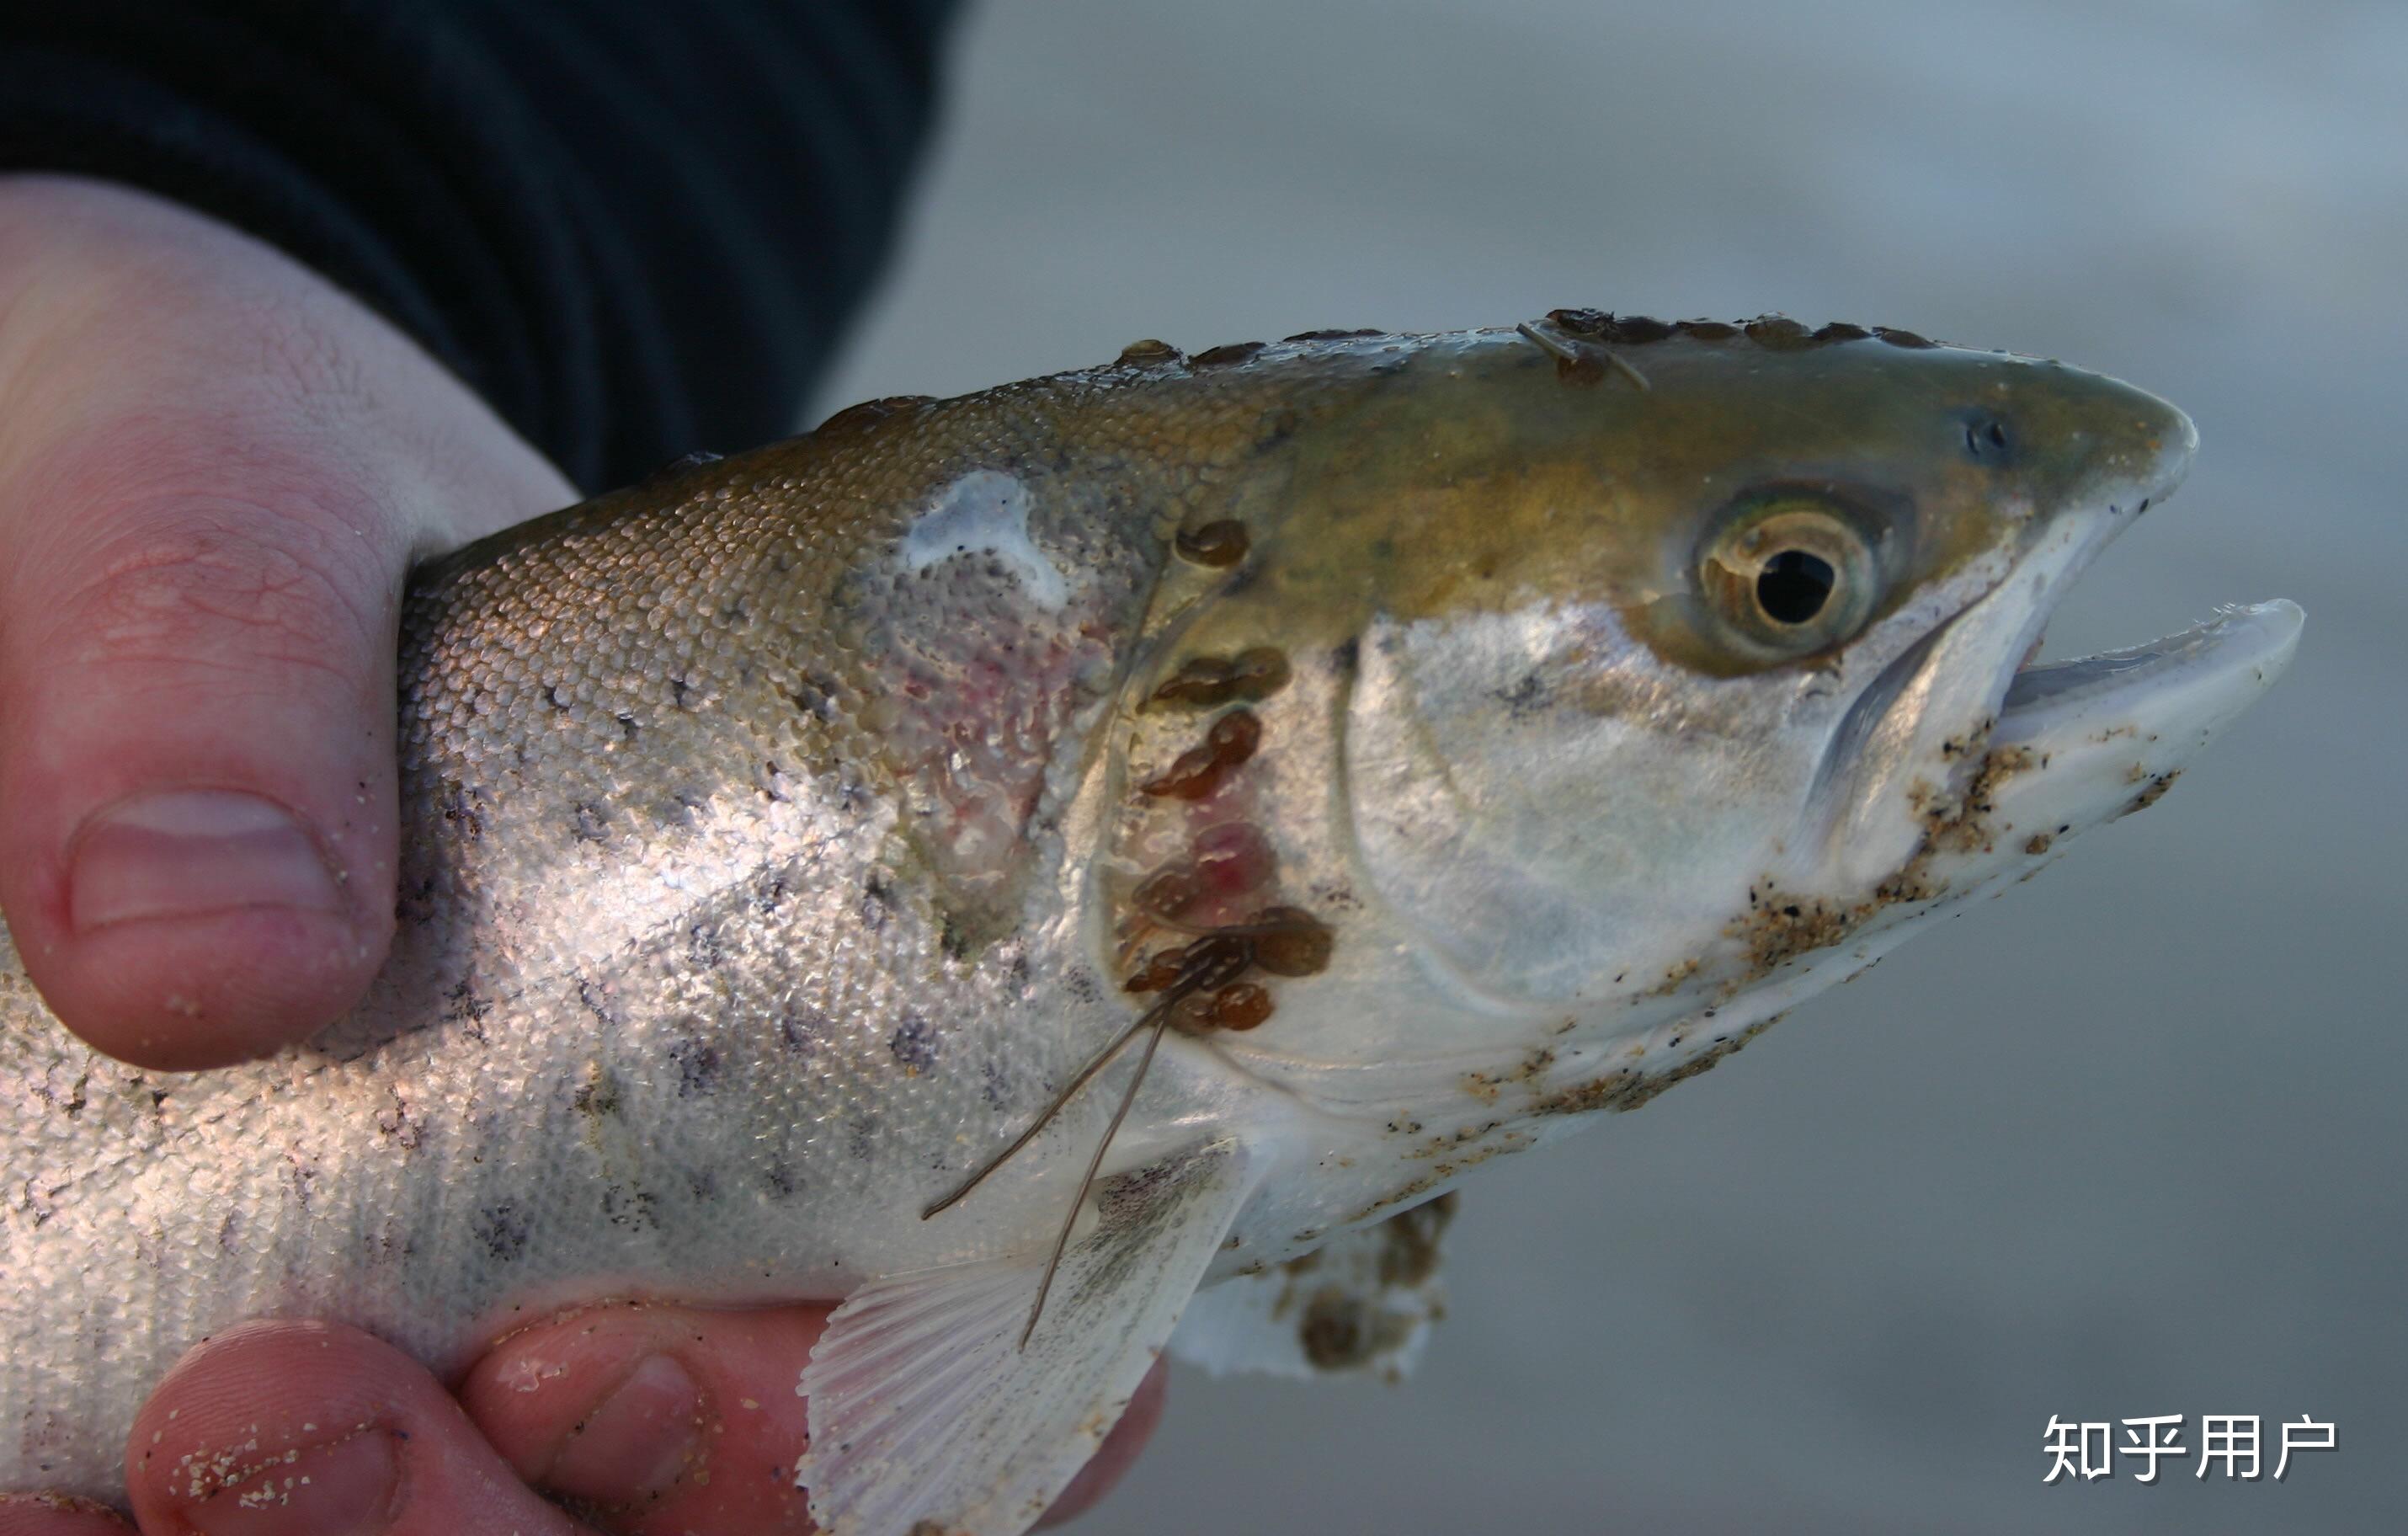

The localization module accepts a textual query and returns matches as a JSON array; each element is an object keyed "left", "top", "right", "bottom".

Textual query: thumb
[
  {"left": 0, "top": 177, "right": 572, "bottom": 1069},
  {"left": 2, "top": 437, "right": 403, "bottom": 1069}
]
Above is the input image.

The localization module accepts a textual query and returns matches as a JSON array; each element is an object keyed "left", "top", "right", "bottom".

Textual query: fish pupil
[{"left": 1757, "top": 549, "right": 1835, "bottom": 625}]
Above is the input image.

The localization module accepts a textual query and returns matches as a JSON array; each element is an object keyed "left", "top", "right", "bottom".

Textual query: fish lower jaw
[
  {"left": 1997, "top": 599, "right": 2303, "bottom": 743},
  {"left": 1919, "top": 599, "right": 2301, "bottom": 879}
]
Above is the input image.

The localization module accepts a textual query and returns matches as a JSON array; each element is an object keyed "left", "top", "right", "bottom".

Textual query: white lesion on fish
[{"left": 899, "top": 470, "right": 1071, "bottom": 611}]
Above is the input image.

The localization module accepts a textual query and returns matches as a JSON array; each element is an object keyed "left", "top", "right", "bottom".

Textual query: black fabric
[{"left": 0, "top": 0, "right": 959, "bottom": 491}]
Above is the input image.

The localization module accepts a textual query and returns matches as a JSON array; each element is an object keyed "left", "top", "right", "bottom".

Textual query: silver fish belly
[{"left": 1, "top": 319, "right": 2299, "bottom": 1534}]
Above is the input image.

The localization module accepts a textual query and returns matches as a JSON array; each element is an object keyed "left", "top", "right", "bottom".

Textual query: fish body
[{"left": 0, "top": 317, "right": 2299, "bottom": 1531}]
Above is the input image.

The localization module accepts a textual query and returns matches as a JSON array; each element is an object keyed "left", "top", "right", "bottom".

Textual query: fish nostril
[{"left": 1959, "top": 413, "right": 2012, "bottom": 465}]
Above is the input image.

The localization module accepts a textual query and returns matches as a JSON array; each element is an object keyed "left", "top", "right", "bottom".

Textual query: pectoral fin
[
  {"left": 1170, "top": 1192, "right": 1455, "bottom": 1381},
  {"left": 798, "top": 1138, "right": 1256, "bottom": 1536}
]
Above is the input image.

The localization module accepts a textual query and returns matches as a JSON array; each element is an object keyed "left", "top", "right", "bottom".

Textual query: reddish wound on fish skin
[
  {"left": 1134, "top": 826, "right": 1271, "bottom": 914},
  {"left": 1175, "top": 520, "right": 1250, "bottom": 568},
  {"left": 1191, "top": 821, "right": 1275, "bottom": 900}
]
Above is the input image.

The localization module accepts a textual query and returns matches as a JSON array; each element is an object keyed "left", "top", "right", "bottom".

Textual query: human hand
[
  {"left": 0, "top": 1311, "right": 1164, "bottom": 1536},
  {"left": 0, "top": 177, "right": 1157, "bottom": 1533},
  {"left": 0, "top": 173, "right": 571, "bottom": 1069}
]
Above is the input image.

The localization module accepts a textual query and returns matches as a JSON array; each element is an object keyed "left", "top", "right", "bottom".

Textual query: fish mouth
[
  {"left": 1743, "top": 550, "right": 2302, "bottom": 1052},
  {"left": 1920, "top": 542, "right": 2302, "bottom": 891},
  {"left": 1817, "top": 479, "right": 2301, "bottom": 893},
  {"left": 1991, "top": 599, "right": 2303, "bottom": 763},
  {"left": 1797, "top": 595, "right": 2302, "bottom": 973}
]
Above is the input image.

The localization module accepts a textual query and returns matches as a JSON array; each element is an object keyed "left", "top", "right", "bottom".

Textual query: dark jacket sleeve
[{"left": 0, "top": 0, "right": 959, "bottom": 491}]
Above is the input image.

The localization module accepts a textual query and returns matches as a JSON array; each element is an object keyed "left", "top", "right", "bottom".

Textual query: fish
[{"left": 0, "top": 312, "right": 2301, "bottom": 1533}]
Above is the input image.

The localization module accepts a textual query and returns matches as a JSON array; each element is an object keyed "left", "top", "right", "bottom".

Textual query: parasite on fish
[{"left": 0, "top": 316, "right": 2299, "bottom": 1536}]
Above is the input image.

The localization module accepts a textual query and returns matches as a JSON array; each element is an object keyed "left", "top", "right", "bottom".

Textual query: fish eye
[
  {"left": 1697, "top": 497, "right": 1880, "bottom": 659},
  {"left": 1756, "top": 548, "right": 1835, "bottom": 624}
]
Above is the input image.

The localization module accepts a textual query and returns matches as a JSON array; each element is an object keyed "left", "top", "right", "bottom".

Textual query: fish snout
[
  {"left": 2139, "top": 390, "right": 2198, "bottom": 509},
  {"left": 2103, "top": 380, "right": 2198, "bottom": 515}
]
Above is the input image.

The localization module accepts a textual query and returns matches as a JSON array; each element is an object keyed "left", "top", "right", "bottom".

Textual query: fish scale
[{"left": 1, "top": 321, "right": 2298, "bottom": 1534}]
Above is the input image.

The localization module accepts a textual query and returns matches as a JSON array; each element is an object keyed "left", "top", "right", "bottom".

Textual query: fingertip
[
  {"left": 50, "top": 787, "right": 388, "bottom": 1067},
  {"left": 461, "top": 1303, "right": 829, "bottom": 1535},
  {"left": 32, "top": 901, "right": 390, "bottom": 1070},
  {"left": 125, "top": 1320, "right": 580, "bottom": 1536}
]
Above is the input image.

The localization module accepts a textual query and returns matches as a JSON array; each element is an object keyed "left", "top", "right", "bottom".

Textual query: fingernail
[
  {"left": 68, "top": 790, "right": 343, "bottom": 931},
  {"left": 184, "top": 1429, "right": 397, "bottom": 1536},
  {"left": 541, "top": 1353, "right": 705, "bottom": 1505}
]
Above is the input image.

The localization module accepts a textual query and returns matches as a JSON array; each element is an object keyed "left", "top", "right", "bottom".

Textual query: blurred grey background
[{"left": 818, "top": 3, "right": 2403, "bottom": 1531}]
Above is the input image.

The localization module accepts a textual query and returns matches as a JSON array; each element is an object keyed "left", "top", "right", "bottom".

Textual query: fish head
[{"left": 1178, "top": 317, "right": 2298, "bottom": 1103}]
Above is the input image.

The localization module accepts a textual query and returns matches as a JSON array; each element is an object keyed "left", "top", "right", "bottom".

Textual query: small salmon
[{"left": 0, "top": 314, "right": 2300, "bottom": 1533}]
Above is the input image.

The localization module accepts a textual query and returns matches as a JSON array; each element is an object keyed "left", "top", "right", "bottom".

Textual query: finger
[
  {"left": 0, "top": 178, "right": 571, "bottom": 1069},
  {"left": 0, "top": 429, "right": 410, "bottom": 1069},
  {"left": 458, "top": 1303, "right": 826, "bottom": 1536},
  {"left": 460, "top": 1302, "right": 1168, "bottom": 1535},
  {"left": 125, "top": 1320, "right": 594, "bottom": 1536},
  {"left": 0, "top": 1493, "right": 135, "bottom": 1536}
]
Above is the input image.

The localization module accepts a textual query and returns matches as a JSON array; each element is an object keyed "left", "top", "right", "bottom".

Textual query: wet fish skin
[{"left": 1, "top": 319, "right": 2292, "bottom": 1532}]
